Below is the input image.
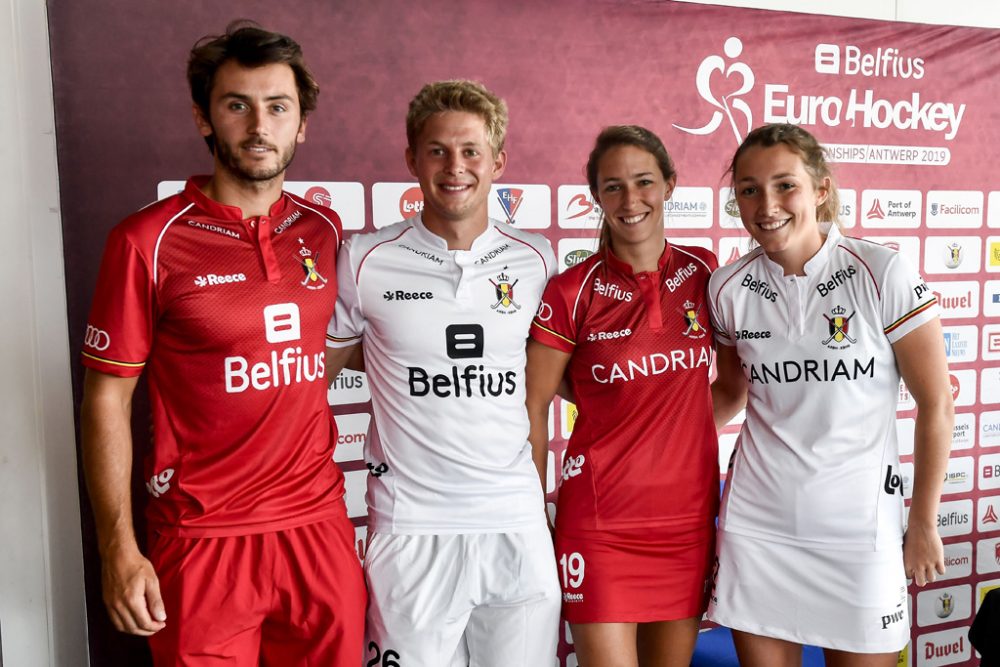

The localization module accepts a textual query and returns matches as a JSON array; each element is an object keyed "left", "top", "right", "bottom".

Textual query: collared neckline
[
  {"left": 602, "top": 240, "right": 672, "bottom": 279},
  {"left": 183, "top": 175, "right": 293, "bottom": 222}
]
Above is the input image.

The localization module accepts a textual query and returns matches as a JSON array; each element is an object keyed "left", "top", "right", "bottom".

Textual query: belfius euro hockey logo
[
  {"left": 489, "top": 270, "right": 520, "bottom": 313},
  {"left": 297, "top": 240, "right": 327, "bottom": 290}
]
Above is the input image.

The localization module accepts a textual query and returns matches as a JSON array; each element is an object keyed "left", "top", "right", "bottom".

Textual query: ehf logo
[
  {"left": 944, "top": 242, "right": 963, "bottom": 269},
  {"left": 672, "top": 37, "right": 755, "bottom": 143},
  {"left": 681, "top": 301, "right": 706, "bottom": 338},
  {"left": 497, "top": 188, "right": 524, "bottom": 225},
  {"left": 490, "top": 270, "right": 520, "bottom": 313},
  {"left": 822, "top": 305, "right": 856, "bottom": 349}
]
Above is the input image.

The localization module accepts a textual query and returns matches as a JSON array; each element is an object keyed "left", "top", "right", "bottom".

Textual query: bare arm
[
  {"left": 711, "top": 344, "right": 747, "bottom": 431},
  {"left": 894, "top": 318, "right": 954, "bottom": 586},
  {"left": 525, "top": 340, "right": 572, "bottom": 501},
  {"left": 80, "top": 369, "right": 166, "bottom": 635},
  {"left": 325, "top": 342, "right": 364, "bottom": 387}
]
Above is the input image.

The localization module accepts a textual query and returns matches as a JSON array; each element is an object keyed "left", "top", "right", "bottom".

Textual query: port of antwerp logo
[
  {"left": 490, "top": 270, "right": 520, "bottom": 312},
  {"left": 673, "top": 37, "right": 755, "bottom": 143}
]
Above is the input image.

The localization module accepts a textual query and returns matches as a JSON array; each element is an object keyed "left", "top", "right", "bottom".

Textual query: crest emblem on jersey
[
  {"left": 681, "top": 300, "right": 706, "bottom": 338},
  {"left": 490, "top": 270, "right": 520, "bottom": 313},
  {"left": 297, "top": 239, "right": 327, "bottom": 290},
  {"left": 496, "top": 188, "right": 524, "bottom": 225},
  {"left": 822, "top": 305, "right": 856, "bottom": 349}
]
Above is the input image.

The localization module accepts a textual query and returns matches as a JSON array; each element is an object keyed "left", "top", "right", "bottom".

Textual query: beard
[{"left": 213, "top": 134, "right": 298, "bottom": 183}]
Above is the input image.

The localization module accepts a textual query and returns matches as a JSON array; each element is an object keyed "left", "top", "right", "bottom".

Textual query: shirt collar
[{"left": 183, "top": 175, "right": 293, "bottom": 221}]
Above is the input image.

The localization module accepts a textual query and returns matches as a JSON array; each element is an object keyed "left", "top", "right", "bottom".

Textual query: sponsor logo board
[
  {"left": 929, "top": 281, "right": 980, "bottom": 319},
  {"left": 951, "top": 412, "right": 974, "bottom": 451}
]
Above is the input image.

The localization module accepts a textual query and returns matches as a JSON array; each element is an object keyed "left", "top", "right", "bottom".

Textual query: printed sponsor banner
[
  {"left": 980, "top": 452, "right": 1000, "bottom": 491},
  {"left": 860, "top": 190, "right": 922, "bottom": 229},
  {"left": 327, "top": 369, "right": 371, "bottom": 406},
  {"left": 556, "top": 237, "right": 598, "bottom": 274},
  {"left": 896, "top": 417, "right": 915, "bottom": 456},
  {"left": 983, "top": 325, "right": 1000, "bottom": 361},
  {"left": 929, "top": 281, "right": 980, "bottom": 319},
  {"left": 557, "top": 186, "right": 603, "bottom": 230},
  {"left": 936, "top": 499, "right": 973, "bottom": 538}
]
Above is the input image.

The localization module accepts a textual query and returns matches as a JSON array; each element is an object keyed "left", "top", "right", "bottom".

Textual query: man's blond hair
[{"left": 406, "top": 80, "right": 508, "bottom": 156}]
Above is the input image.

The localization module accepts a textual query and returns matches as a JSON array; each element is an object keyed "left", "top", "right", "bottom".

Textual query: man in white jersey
[{"left": 326, "top": 80, "right": 560, "bottom": 666}]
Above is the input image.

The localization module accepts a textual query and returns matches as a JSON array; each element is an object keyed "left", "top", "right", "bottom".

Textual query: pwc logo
[{"left": 399, "top": 187, "right": 424, "bottom": 219}]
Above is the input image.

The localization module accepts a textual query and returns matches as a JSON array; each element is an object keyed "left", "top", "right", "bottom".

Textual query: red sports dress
[
  {"left": 530, "top": 242, "right": 719, "bottom": 623},
  {"left": 82, "top": 177, "right": 364, "bottom": 664}
]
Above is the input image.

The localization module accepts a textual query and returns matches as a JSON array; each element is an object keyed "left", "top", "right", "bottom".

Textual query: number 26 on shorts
[{"left": 366, "top": 641, "right": 400, "bottom": 667}]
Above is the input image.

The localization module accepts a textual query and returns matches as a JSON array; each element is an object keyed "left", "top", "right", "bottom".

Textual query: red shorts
[
  {"left": 147, "top": 508, "right": 366, "bottom": 666},
  {"left": 555, "top": 522, "right": 714, "bottom": 624}
]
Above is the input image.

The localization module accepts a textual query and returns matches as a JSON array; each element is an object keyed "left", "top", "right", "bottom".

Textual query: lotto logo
[
  {"left": 562, "top": 454, "right": 585, "bottom": 481},
  {"left": 146, "top": 469, "right": 174, "bottom": 498}
]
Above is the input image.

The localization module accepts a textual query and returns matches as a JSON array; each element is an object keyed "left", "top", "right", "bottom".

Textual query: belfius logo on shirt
[{"left": 223, "top": 303, "right": 325, "bottom": 393}]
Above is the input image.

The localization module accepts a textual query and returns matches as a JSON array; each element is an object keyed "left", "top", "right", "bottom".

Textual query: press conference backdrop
[{"left": 49, "top": 1, "right": 1000, "bottom": 665}]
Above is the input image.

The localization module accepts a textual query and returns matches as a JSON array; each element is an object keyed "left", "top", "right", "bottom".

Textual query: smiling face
[
  {"left": 194, "top": 60, "right": 306, "bottom": 185},
  {"left": 734, "top": 143, "right": 829, "bottom": 275},
  {"left": 405, "top": 110, "right": 506, "bottom": 233},
  {"left": 595, "top": 144, "right": 675, "bottom": 257}
]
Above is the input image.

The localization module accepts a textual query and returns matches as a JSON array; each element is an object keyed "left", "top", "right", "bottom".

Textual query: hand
[
  {"left": 101, "top": 546, "right": 167, "bottom": 635},
  {"left": 902, "top": 521, "right": 945, "bottom": 587}
]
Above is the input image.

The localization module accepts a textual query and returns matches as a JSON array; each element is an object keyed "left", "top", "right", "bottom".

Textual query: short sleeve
[
  {"left": 81, "top": 226, "right": 155, "bottom": 377},
  {"left": 326, "top": 238, "right": 365, "bottom": 347},
  {"left": 707, "top": 270, "right": 735, "bottom": 346},
  {"left": 530, "top": 273, "right": 579, "bottom": 354},
  {"left": 881, "top": 252, "right": 939, "bottom": 344}
]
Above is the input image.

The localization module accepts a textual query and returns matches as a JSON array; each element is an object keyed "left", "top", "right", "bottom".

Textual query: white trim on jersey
[{"left": 152, "top": 202, "right": 195, "bottom": 284}]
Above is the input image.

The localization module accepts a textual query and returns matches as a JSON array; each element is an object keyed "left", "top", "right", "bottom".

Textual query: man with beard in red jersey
[{"left": 80, "top": 22, "right": 364, "bottom": 666}]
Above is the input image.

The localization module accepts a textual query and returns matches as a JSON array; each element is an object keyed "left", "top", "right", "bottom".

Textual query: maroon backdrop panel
[{"left": 49, "top": 1, "right": 1000, "bottom": 665}]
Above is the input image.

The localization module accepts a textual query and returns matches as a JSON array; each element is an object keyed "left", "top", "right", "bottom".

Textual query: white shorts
[
  {"left": 706, "top": 530, "right": 909, "bottom": 653},
  {"left": 363, "top": 526, "right": 561, "bottom": 667}
]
